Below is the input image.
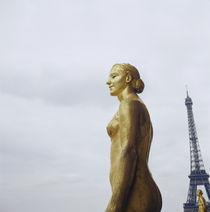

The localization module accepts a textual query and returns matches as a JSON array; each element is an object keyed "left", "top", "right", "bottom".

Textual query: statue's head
[
  {"left": 196, "top": 189, "right": 203, "bottom": 197},
  {"left": 106, "top": 63, "right": 144, "bottom": 96}
]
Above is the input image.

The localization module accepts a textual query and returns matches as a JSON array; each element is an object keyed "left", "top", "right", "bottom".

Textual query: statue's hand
[
  {"left": 105, "top": 202, "right": 115, "bottom": 212},
  {"left": 105, "top": 202, "right": 121, "bottom": 212},
  {"left": 105, "top": 203, "right": 111, "bottom": 212}
]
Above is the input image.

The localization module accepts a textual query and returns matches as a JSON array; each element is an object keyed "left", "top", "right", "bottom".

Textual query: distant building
[{"left": 183, "top": 92, "right": 210, "bottom": 212}]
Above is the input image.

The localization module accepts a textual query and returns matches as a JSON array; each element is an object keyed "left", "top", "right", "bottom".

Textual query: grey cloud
[{"left": 0, "top": 67, "right": 112, "bottom": 107}]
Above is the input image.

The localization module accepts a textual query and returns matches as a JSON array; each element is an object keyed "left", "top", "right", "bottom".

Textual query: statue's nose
[{"left": 106, "top": 80, "right": 110, "bottom": 85}]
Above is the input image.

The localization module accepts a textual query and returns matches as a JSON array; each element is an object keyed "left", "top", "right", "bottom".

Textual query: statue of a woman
[
  {"left": 105, "top": 63, "right": 162, "bottom": 212},
  {"left": 197, "top": 190, "right": 208, "bottom": 212}
]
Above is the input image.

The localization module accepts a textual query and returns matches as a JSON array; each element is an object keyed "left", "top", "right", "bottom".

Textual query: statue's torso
[{"left": 107, "top": 101, "right": 162, "bottom": 211}]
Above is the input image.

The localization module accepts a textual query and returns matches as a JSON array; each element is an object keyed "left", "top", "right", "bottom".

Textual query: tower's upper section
[
  {"left": 185, "top": 91, "right": 193, "bottom": 106},
  {"left": 185, "top": 91, "right": 205, "bottom": 173}
]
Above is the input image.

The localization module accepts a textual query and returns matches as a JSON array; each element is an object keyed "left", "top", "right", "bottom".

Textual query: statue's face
[{"left": 107, "top": 66, "right": 127, "bottom": 96}]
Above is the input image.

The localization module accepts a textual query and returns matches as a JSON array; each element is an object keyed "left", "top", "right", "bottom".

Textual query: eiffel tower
[{"left": 183, "top": 91, "right": 210, "bottom": 212}]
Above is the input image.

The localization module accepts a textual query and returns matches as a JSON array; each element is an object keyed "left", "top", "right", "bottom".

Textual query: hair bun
[{"left": 135, "top": 78, "right": 144, "bottom": 93}]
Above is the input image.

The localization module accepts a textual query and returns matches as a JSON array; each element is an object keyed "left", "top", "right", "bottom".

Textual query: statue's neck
[{"left": 117, "top": 86, "right": 138, "bottom": 102}]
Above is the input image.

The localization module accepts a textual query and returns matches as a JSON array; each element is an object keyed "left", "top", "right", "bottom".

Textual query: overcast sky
[{"left": 1, "top": 0, "right": 210, "bottom": 211}]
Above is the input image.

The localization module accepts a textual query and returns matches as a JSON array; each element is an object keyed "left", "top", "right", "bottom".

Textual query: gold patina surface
[
  {"left": 106, "top": 63, "right": 162, "bottom": 212},
  {"left": 197, "top": 190, "right": 208, "bottom": 212}
]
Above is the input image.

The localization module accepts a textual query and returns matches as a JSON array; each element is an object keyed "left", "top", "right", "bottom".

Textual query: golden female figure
[
  {"left": 197, "top": 190, "right": 208, "bottom": 212},
  {"left": 106, "top": 64, "right": 162, "bottom": 212}
]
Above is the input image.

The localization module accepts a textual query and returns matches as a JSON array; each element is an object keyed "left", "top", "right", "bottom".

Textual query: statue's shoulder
[
  {"left": 119, "top": 98, "right": 148, "bottom": 115},
  {"left": 120, "top": 98, "right": 145, "bottom": 108}
]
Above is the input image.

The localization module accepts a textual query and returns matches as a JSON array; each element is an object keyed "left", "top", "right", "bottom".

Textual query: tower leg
[
  {"left": 204, "top": 183, "right": 210, "bottom": 200},
  {"left": 187, "top": 183, "right": 197, "bottom": 204}
]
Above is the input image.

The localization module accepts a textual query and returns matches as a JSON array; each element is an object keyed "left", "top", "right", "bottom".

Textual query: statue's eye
[{"left": 112, "top": 75, "right": 116, "bottom": 79}]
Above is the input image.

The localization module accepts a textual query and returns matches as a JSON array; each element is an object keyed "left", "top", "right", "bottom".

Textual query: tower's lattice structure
[{"left": 183, "top": 92, "right": 210, "bottom": 212}]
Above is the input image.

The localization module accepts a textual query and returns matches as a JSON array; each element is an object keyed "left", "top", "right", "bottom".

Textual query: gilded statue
[
  {"left": 105, "top": 63, "right": 162, "bottom": 212},
  {"left": 197, "top": 190, "right": 208, "bottom": 212}
]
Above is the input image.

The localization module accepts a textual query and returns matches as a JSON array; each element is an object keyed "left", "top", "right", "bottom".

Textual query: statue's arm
[
  {"left": 106, "top": 100, "right": 141, "bottom": 212},
  {"left": 200, "top": 197, "right": 207, "bottom": 208}
]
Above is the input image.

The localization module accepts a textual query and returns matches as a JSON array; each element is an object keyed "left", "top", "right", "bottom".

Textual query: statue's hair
[
  {"left": 112, "top": 63, "right": 144, "bottom": 94},
  {"left": 197, "top": 190, "right": 203, "bottom": 195}
]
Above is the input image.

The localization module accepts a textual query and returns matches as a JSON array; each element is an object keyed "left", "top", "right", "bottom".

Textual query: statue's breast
[{"left": 106, "top": 112, "right": 119, "bottom": 139}]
